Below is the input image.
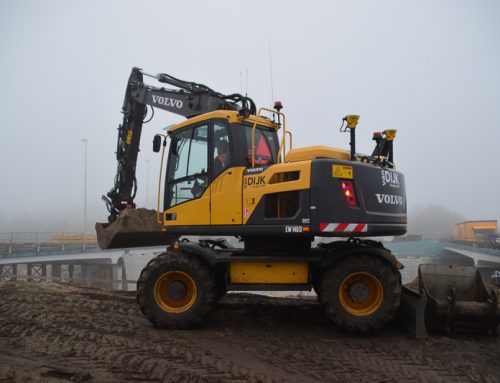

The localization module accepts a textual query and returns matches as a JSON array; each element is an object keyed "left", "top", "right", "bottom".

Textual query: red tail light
[{"left": 340, "top": 180, "right": 358, "bottom": 207}]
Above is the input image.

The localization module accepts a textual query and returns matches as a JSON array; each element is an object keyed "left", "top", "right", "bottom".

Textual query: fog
[
  {"left": 407, "top": 204, "right": 465, "bottom": 239},
  {"left": 1, "top": 0, "right": 499, "bottom": 234}
]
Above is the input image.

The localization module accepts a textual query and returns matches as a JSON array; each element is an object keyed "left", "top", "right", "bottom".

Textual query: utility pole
[
  {"left": 146, "top": 160, "right": 150, "bottom": 207},
  {"left": 82, "top": 138, "right": 87, "bottom": 251}
]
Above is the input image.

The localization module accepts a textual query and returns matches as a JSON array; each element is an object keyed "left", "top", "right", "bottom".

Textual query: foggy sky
[{"left": 1, "top": 0, "right": 499, "bottom": 234}]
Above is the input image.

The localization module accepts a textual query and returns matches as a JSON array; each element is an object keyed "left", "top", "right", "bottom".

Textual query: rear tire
[
  {"left": 319, "top": 255, "right": 401, "bottom": 333},
  {"left": 136, "top": 252, "right": 216, "bottom": 329}
]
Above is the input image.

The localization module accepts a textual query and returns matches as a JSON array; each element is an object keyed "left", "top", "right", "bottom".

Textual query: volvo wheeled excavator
[{"left": 97, "top": 67, "right": 409, "bottom": 333}]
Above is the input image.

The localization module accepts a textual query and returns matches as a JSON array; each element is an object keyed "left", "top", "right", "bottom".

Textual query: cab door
[
  {"left": 210, "top": 120, "right": 243, "bottom": 225},
  {"left": 164, "top": 123, "right": 210, "bottom": 226}
]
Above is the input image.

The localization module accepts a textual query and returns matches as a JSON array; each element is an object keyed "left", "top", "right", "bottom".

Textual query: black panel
[
  {"left": 164, "top": 224, "right": 314, "bottom": 238},
  {"left": 246, "top": 189, "right": 311, "bottom": 226},
  {"left": 264, "top": 191, "right": 300, "bottom": 219},
  {"left": 310, "top": 159, "right": 407, "bottom": 234}
]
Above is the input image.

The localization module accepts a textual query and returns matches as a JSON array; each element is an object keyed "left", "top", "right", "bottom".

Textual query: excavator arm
[{"left": 103, "top": 67, "right": 255, "bottom": 222}]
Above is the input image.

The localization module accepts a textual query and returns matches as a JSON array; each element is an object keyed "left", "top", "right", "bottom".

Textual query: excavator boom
[{"left": 103, "top": 67, "right": 255, "bottom": 222}]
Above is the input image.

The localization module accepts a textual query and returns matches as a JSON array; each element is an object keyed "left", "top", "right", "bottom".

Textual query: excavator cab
[{"left": 159, "top": 113, "right": 281, "bottom": 229}]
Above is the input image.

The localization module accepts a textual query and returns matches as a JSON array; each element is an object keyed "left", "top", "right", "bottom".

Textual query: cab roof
[{"left": 168, "top": 110, "right": 281, "bottom": 133}]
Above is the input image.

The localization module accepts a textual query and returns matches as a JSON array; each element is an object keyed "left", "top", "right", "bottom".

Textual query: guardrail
[
  {"left": 445, "top": 240, "right": 500, "bottom": 252},
  {"left": 0, "top": 232, "right": 99, "bottom": 257},
  {"left": 0, "top": 262, "right": 133, "bottom": 291},
  {"left": 444, "top": 241, "right": 500, "bottom": 257}
]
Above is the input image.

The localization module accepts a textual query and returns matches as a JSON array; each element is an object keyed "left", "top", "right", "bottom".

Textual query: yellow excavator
[{"left": 97, "top": 67, "right": 409, "bottom": 332}]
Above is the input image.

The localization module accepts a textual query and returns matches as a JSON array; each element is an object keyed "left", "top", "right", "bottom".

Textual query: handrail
[
  {"left": 156, "top": 135, "right": 169, "bottom": 224},
  {"left": 251, "top": 107, "right": 287, "bottom": 167},
  {"left": 286, "top": 130, "right": 293, "bottom": 153}
]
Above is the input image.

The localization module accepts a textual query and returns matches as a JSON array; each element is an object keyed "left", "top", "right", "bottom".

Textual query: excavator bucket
[
  {"left": 400, "top": 264, "right": 500, "bottom": 337},
  {"left": 95, "top": 208, "right": 178, "bottom": 249}
]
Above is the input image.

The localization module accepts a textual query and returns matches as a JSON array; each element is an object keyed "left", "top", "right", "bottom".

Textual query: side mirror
[{"left": 153, "top": 135, "right": 162, "bottom": 152}]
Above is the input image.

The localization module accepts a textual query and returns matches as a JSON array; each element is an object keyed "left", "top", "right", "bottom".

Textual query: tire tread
[{"left": 136, "top": 252, "right": 216, "bottom": 329}]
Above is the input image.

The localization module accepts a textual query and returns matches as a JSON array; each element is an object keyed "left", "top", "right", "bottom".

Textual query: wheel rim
[
  {"left": 154, "top": 271, "right": 197, "bottom": 313},
  {"left": 339, "top": 272, "right": 383, "bottom": 316}
]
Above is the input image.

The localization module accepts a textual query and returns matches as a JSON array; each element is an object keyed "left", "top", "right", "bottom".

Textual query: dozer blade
[
  {"left": 95, "top": 208, "right": 178, "bottom": 249},
  {"left": 400, "top": 264, "right": 500, "bottom": 337}
]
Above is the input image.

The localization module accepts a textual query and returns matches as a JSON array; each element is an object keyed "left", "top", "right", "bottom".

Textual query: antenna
[
  {"left": 268, "top": 37, "right": 275, "bottom": 108},
  {"left": 245, "top": 68, "right": 249, "bottom": 97},
  {"left": 240, "top": 71, "right": 243, "bottom": 94}
]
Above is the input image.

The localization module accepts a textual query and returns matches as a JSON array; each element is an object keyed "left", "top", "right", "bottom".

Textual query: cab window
[
  {"left": 165, "top": 124, "right": 208, "bottom": 208},
  {"left": 212, "top": 121, "right": 231, "bottom": 179},
  {"left": 244, "top": 126, "right": 278, "bottom": 166}
]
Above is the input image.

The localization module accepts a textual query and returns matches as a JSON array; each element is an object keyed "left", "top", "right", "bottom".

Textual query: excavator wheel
[
  {"left": 136, "top": 252, "right": 216, "bottom": 329},
  {"left": 319, "top": 255, "right": 401, "bottom": 333}
]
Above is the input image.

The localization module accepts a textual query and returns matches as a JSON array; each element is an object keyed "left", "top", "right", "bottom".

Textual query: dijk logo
[
  {"left": 244, "top": 175, "right": 266, "bottom": 188},
  {"left": 381, "top": 170, "right": 399, "bottom": 188}
]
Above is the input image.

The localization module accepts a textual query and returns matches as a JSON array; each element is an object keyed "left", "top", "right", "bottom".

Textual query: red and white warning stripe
[{"left": 319, "top": 222, "right": 367, "bottom": 233}]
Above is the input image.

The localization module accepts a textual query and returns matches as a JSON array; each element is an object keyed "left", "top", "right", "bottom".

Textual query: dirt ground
[{"left": 0, "top": 282, "right": 499, "bottom": 383}]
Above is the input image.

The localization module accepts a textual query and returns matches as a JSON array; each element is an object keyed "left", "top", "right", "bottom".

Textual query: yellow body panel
[
  {"left": 168, "top": 110, "right": 279, "bottom": 132},
  {"left": 242, "top": 161, "right": 311, "bottom": 224},
  {"left": 230, "top": 262, "right": 309, "bottom": 284},
  {"left": 162, "top": 161, "right": 310, "bottom": 226},
  {"left": 164, "top": 191, "right": 210, "bottom": 226},
  {"left": 211, "top": 167, "right": 245, "bottom": 225},
  {"left": 285, "top": 146, "right": 350, "bottom": 162}
]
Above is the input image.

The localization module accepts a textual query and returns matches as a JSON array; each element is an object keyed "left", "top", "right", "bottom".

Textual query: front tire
[
  {"left": 319, "top": 255, "right": 401, "bottom": 333},
  {"left": 136, "top": 252, "right": 216, "bottom": 329}
]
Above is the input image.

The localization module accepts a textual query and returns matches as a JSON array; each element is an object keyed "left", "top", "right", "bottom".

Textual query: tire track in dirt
[
  {"left": 0, "top": 282, "right": 499, "bottom": 383},
  {"left": 190, "top": 296, "right": 500, "bottom": 383},
  {"left": 0, "top": 283, "right": 288, "bottom": 382},
  {"left": 1, "top": 321, "right": 250, "bottom": 383}
]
